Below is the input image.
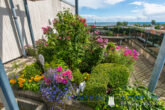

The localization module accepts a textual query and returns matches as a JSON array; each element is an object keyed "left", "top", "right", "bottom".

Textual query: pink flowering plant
[
  {"left": 104, "top": 44, "right": 139, "bottom": 71},
  {"left": 40, "top": 66, "right": 75, "bottom": 108},
  {"left": 40, "top": 10, "right": 90, "bottom": 70}
]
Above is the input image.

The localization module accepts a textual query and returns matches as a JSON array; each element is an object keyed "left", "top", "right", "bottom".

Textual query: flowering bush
[
  {"left": 104, "top": 44, "right": 139, "bottom": 71},
  {"left": 40, "top": 67, "right": 74, "bottom": 109},
  {"left": 42, "top": 26, "right": 53, "bottom": 35},
  {"left": 79, "top": 31, "right": 108, "bottom": 72},
  {"left": 41, "top": 10, "right": 90, "bottom": 69}
]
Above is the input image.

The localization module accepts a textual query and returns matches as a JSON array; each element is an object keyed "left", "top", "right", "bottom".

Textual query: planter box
[{"left": 1, "top": 97, "right": 46, "bottom": 110}]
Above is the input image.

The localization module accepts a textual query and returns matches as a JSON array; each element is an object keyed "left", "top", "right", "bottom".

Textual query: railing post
[
  {"left": 0, "top": 59, "right": 19, "bottom": 110},
  {"left": 23, "top": 0, "right": 36, "bottom": 48},
  {"left": 148, "top": 34, "right": 165, "bottom": 92},
  {"left": 75, "top": 0, "right": 78, "bottom": 15},
  {"left": 9, "top": 0, "right": 26, "bottom": 57}
]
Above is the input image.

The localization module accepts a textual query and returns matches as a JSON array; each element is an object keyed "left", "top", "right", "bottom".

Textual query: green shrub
[
  {"left": 82, "top": 71, "right": 109, "bottom": 109},
  {"left": 44, "top": 55, "right": 68, "bottom": 71},
  {"left": 21, "top": 62, "right": 42, "bottom": 79},
  {"left": 107, "top": 31, "right": 113, "bottom": 36},
  {"left": 92, "top": 63, "right": 130, "bottom": 88},
  {"left": 109, "top": 86, "right": 165, "bottom": 110},
  {"left": 37, "top": 46, "right": 56, "bottom": 63},
  {"left": 72, "top": 69, "right": 84, "bottom": 85}
]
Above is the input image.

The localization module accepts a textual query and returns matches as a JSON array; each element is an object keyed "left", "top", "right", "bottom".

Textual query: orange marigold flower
[
  {"left": 84, "top": 77, "right": 87, "bottom": 79},
  {"left": 28, "top": 80, "right": 32, "bottom": 83},
  {"left": 9, "top": 80, "right": 16, "bottom": 84},
  {"left": 20, "top": 74, "right": 24, "bottom": 77},
  {"left": 19, "top": 84, "right": 23, "bottom": 87}
]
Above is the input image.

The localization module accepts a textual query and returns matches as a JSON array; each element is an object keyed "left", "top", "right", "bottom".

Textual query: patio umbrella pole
[
  {"left": 9, "top": 0, "right": 27, "bottom": 57},
  {"left": 23, "top": 0, "right": 36, "bottom": 48},
  {"left": 0, "top": 59, "right": 19, "bottom": 110}
]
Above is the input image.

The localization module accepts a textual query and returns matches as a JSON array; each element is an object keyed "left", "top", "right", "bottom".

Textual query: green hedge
[
  {"left": 92, "top": 63, "right": 130, "bottom": 88},
  {"left": 82, "top": 63, "right": 130, "bottom": 109}
]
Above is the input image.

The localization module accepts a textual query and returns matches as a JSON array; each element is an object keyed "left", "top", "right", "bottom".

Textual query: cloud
[
  {"left": 104, "top": 0, "right": 125, "bottom": 5},
  {"left": 81, "top": 14, "right": 147, "bottom": 22},
  {"left": 130, "top": 1, "right": 143, "bottom": 6},
  {"left": 131, "top": 1, "right": 165, "bottom": 16},
  {"left": 66, "top": 0, "right": 124, "bottom": 9}
]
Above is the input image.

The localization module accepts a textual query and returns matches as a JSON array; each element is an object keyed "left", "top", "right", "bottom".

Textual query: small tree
[
  {"left": 117, "top": 22, "right": 122, "bottom": 26},
  {"left": 123, "top": 22, "right": 128, "bottom": 26},
  {"left": 151, "top": 20, "right": 156, "bottom": 25}
]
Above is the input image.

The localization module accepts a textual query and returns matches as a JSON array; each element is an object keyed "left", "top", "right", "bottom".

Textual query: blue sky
[{"left": 66, "top": 0, "right": 165, "bottom": 22}]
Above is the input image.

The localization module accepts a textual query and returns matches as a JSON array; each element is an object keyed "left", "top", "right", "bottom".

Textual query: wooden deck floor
[{"left": 130, "top": 55, "right": 165, "bottom": 100}]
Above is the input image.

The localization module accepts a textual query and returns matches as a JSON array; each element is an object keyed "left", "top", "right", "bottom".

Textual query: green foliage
[
  {"left": 25, "top": 46, "right": 36, "bottom": 57},
  {"left": 155, "top": 25, "right": 160, "bottom": 29},
  {"left": 82, "top": 71, "right": 109, "bottom": 109},
  {"left": 92, "top": 63, "right": 130, "bottom": 88},
  {"left": 23, "top": 80, "right": 41, "bottom": 92},
  {"left": 104, "top": 46, "right": 136, "bottom": 71},
  {"left": 38, "top": 46, "right": 56, "bottom": 63},
  {"left": 103, "top": 26, "right": 108, "bottom": 30},
  {"left": 72, "top": 69, "right": 83, "bottom": 85},
  {"left": 107, "top": 31, "right": 113, "bottom": 36},
  {"left": 151, "top": 20, "right": 156, "bottom": 25},
  {"left": 81, "top": 63, "right": 130, "bottom": 109},
  {"left": 109, "top": 86, "right": 165, "bottom": 110},
  {"left": 44, "top": 55, "right": 68, "bottom": 71},
  {"left": 49, "top": 10, "right": 90, "bottom": 70},
  {"left": 21, "top": 62, "right": 42, "bottom": 79}
]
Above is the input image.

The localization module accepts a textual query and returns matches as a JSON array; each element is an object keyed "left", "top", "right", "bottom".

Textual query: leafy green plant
[
  {"left": 109, "top": 86, "right": 165, "bottom": 110},
  {"left": 21, "top": 62, "right": 42, "bottom": 79},
  {"left": 47, "top": 10, "right": 90, "bottom": 70},
  {"left": 25, "top": 45, "right": 36, "bottom": 57},
  {"left": 107, "top": 31, "right": 113, "bottom": 36},
  {"left": 44, "top": 55, "right": 68, "bottom": 71},
  {"left": 72, "top": 69, "right": 83, "bottom": 85}
]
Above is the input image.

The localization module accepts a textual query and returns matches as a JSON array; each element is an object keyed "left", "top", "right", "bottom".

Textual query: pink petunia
[
  {"left": 92, "top": 25, "right": 95, "bottom": 28},
  {"left": 45, "top": 43, "right": 48, "bottom": 46},
  {"left": 65, "top": 70, "right": 71, "bottom": 76},
  {"left": 68, "top": 74, "right": 73, "bottom": 80},
  {"left": 80, "top": 18, "right": 84, "bottom": 22},
  {"left": 56, "top": 76, "right": 63, "bottom": 83},
  {"left": 59, "top": 36, "right": 61, "bottom": 39},
  {"left": 62, "top": 72, "right": 66, "bottom": 77},
  {"left": 56, "top": 66, "right": 63, "bottom": 72},
  {"left": 62, "top": 78, "right": 68, "bottom": 84},
  {"left": 116, "top": 46, "right": 120, "bottom": 50}
]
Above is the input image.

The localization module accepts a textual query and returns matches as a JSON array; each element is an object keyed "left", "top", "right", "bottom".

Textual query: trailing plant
[{"left": 40, "top": 67, "right": 74, "bottom": 109}]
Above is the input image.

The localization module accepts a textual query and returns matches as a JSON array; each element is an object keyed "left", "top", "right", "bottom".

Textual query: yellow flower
[
  {"left": 19, "top": 84, "right": 23, "bottom": 88},
  {"left": 20, "top": 74, "right": 24, "bottom": 77},
  {"left": 84, "top": 77, "right": 87, "bottom": 79},
  {"left": 28, "top": 80, "right": 32, "bottom": 83},
  {"left": 35, "top": 75, "right": 39, "bottom": 78},
  {"left": 18, "top": 78, "right": 25, "bottom": 83},
  {"left": 31, "top": 77, "right": 34, "bottom": 79},
  {"left": 34, "top": 77, "right": 41, "bottom": 82},
  {"left": 9, "top": 80, "right": 16, "bottom": 84}
]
